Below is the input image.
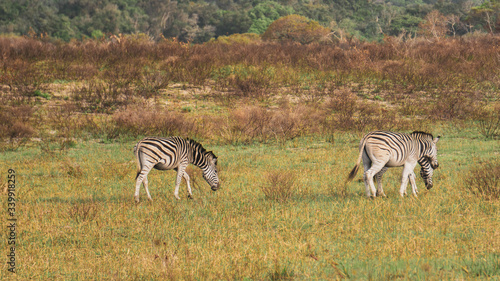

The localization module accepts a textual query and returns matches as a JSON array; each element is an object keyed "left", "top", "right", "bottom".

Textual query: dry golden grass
[{"left": 1, "top": 133, "right": 499, "bottom": 279}]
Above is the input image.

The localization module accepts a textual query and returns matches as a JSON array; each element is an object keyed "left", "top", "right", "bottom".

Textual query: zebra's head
[
  {"left": 414, "top": 132, "right": 440, "bottom": 189},
  {"left": 187, "top": 138, "right": 220, "bottom": 191},
  {"left": 415, "top": 132, "right": 440, "bottom": 169},
  {"left": 202, "top": 151, "right": 220, "bottom": 191},
  {"left": 425, "top": 135, "right": 440, "bottom": 170},
  {"left": 419, "top": 162, "right": 434, "bottom": 190}
]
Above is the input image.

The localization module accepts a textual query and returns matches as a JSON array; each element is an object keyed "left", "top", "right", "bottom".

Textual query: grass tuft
[
  {"left": 464, "top": 161, "right": 500, "bottom": 200},
  {"left": 260, "top": 170, "right": 297, "bottom": 202}
]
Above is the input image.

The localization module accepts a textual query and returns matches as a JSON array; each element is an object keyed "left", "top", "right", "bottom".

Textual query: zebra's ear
[
  {"left": 207, "top": 151, "right": 217, "bottom": 162},
  {"left": 433, "top": 136, "right": 440, "bottom": 144}
]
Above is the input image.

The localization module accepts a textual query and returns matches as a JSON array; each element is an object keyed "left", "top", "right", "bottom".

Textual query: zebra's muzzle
[{"left": 211, "top": 183, "right": 220, "bottom": 191}]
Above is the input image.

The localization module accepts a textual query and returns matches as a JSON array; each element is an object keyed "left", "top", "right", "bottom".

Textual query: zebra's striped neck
[
  {"left": 412, "top": 131, "right": 434, "bottom": 160},
  {"left": 187, "top": 138, "right": 212, "bottom": 169}
]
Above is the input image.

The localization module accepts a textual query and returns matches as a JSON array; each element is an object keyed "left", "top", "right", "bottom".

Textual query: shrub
[
  {"left": 212, "top": 64, "right": 274, "bottom": 99},
  {"left": 260, "top": 170, "right": 297, "bottom": 202},
  {"left": 72, "top": 80, "right": 135, "bottom": 113},
  {"left": 219, "top": 105, "right": 325, "bottom": 144},
  {"left": 323, "top": 90, "right": 394, "bottom": 132},
  {"left": 209, "top": 33, "right": 261, "bottom": 45},
  {"left": 262, "top": 15, "right": 331, "bottom": 44},
  {"left": 112, "top": 104, "right": 199, "bottom": 139},
  {"left": 429, "top": 91, "right": 483, "bottom": 120},
  {"left": 476, "top": 104, "right": 500, "bottom": 139},
  {"left": 464, "top": 161, "right": 500, "bottom": 200},
  {"left": 0, "top": 105, "right": 35, "bottom": 150},
  {"left": 220, "top": 106, "right": 271, "bottom": 144}
]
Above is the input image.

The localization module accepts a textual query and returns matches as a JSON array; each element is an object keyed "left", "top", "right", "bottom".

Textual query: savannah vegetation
[{"left": 1, "top": 6, "right": 500, "bottom": 280}]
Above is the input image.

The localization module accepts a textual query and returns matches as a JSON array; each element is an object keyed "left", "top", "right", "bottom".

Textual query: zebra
[
  {"left": 346, "top": 131, "right": 440, "bottom": 197},
  {"left": 133, "top": 136, "right": 220, "bottom": 202}
]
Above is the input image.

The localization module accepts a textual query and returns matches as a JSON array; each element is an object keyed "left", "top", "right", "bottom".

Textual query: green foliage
[
  {"left": 247, "top": 1, "right": 293, "bottom": 34},
  {"left": 91, "top": 29, "right": 104, "bottom": 39},
  {"left": 389, "top": 14, "right": 424, "bottom": 36},
  {"left": 469, "top": 0, "right": 500, "bottom": 34},
  {"left": 0, "top": 0, "right": 491, "bottom": 42},
  {"left": 33, "top": 90, "right": 51, "bottom": 100}
]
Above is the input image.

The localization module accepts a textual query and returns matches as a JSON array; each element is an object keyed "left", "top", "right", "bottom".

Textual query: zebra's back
[{"left": 135, "top": 136, "right": 189, "bottom": 170}]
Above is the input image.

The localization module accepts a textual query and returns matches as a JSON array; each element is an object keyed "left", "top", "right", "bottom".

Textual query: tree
[
  {"left": 262, "top": 14, "right": 330, "bottom": 44},
  {"left": 248, "top": 1, "right": 293, "bottom": 34},
  {"left": 139, "top": 0, "right": 178, "bottom": 38},
  {"left": 214, "top": 9, "right": 252, "bottom": 36},
  {"left": 418, "top": 10, "right": 448, "bottom": 39},
  {"left": 180, "top": 13, "right": 216, "bottom": 43},
  {"left": 469, "top": 0, "right": 499, "bottom": 34},
  {"left": 389, "top": 14, "right": 423, "bottom": 36}
]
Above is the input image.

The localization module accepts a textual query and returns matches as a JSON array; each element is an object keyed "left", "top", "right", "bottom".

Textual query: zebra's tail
[
  {"left": 346, "top": 136, "right": 367, "bottom": 183},
  {"left": 347, "top": 165, "right": 359, "bottom": 182},
  {"left": 134, "top": 143, "right": 141, "bottom": 180}
]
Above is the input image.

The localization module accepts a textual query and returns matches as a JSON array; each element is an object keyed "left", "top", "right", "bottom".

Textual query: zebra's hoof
[
  {"left": 147, "top": 197, "right": 153, "bottom": 202},
  {"left": 134, "top": 198, "right": 140, "bottom": 203}
]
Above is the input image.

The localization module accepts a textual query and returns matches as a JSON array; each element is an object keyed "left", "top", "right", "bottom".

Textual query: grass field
[{"left": 1, "top": 130, "right": 499, "bottom": 280}]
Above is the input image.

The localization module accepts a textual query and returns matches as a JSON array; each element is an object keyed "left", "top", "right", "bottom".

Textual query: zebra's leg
[
  {"left": 174, "top": 164, "right": 188, "bottom": 200},
  {"left": 364, "top": 161, "right": 386, "bottom": 198},
  {"left": 182, "top": 172, "right": 193, "bottom": 199},
  {"left": 143, "top": 176, "right": 153, "bottom": 201},
  {"left": 375, "top": 167, "right": 388, "bottom": 197},
  {"left": 409, "top": 171, "right": 418, "bottom": 197},
  {"left": 399, "top": 162, "right": 417, "bottom": 197},
  {"left": 362, "top": 154, "right": 372, "bottom": 197},
  {"left": 135, "top": 165, "right": 154, "bottom": 203}
]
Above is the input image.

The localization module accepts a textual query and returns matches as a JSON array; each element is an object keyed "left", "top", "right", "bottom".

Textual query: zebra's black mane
[
  {"left": 411, "top": 131, "right": 434, "bottom": 139},
  {"left": 187, "top": 138, "right": 217, "bottom": 158}
]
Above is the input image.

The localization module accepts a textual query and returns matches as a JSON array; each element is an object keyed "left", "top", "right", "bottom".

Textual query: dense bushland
[
  {"left": 1, "top": 0, "right": 493, "bottom": 42},
  {"left": 0, "top": 34, "right": 499, "bottom": 149}
]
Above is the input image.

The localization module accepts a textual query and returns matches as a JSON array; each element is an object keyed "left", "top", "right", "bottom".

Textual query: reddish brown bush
[
  {"left": 429, "top": 91, "right": 484, "bottom": 120},
  {"left": 112, "top": 104, "right": 199, "bottom": 138},
  {"left": 0, "top": 105, "right": 35, "bottom": 139},
  {"left": 72, "top": 80, "right": 135, "bottom": 114},
  {"left": 0, "top": 34, "right": 497, "bottom": 144}
]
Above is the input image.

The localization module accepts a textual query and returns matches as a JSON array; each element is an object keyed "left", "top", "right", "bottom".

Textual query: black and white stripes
[
  {"left": 347, "top": 131, "right": 440, "bottom": 197},
  {"left": 134, "top": 136, "right": 219, "bottom": 202}
]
